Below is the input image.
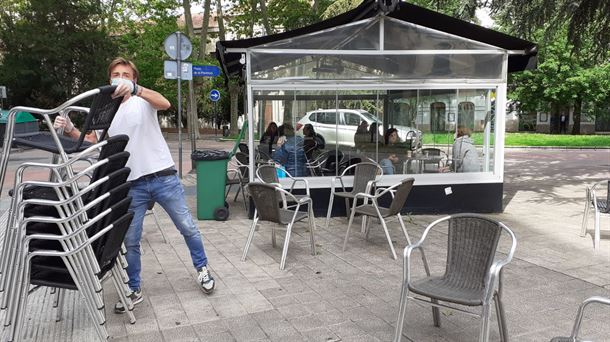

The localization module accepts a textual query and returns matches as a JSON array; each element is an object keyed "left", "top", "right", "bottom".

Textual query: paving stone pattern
[{"left": 0, "top": 144, "right": 609, "bottom": 341}]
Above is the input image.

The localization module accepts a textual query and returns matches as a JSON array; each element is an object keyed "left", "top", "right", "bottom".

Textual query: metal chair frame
[
  {"left": 242, "top": 183, "right": 316, "bottom": 270},
  {"left": 580, "top": 180, "right": 610, "bottom": 250},
  {"left": 550, "top": 296, "right": 610, "bottom": 342},
  {"left": 325, "top": 162, "right": 383, "bottom": 229},
  {"left": 343, "top": 178, "right": 414, "bottom": 260},
  {"left": 394, "top": 214, "right": 517, "bottom": 342},
  {"left": 225, "top": 152, "right": 249, "bottom": 209}
]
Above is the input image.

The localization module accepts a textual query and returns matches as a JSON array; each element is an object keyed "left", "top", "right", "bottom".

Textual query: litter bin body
[
  {"left": 192, "top": 150, "right": 229, "bottom": 220},
  {"left": 0, "top": 110, "right": 39, "bottom": 144}
]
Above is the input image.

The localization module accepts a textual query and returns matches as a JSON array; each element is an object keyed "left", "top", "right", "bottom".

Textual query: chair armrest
[{"left": 288, "top": 177, "right": 310, "bottom": 196}]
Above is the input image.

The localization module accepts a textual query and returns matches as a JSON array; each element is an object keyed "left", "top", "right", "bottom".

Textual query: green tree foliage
[
  {"left": 490, "top": 0, "right": 610, "bottom": 59},
  {"left": 0, "top": 0, "right": 117, "bottom": 108}
]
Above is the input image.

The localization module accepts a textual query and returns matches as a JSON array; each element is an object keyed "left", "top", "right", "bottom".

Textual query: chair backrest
[
  {"left": 248, "top": 183, "right": 283, "bottom": 223},
  {"left": 257, "top": 164, "right": 279, "bottom": 184},
  {"left": 422, "top": 148, "right": 441, "bottom": 156},
  {"left": 86, "top": 170, "right": 131, "bottom": 218},
  {"left": 89, "top": 150, "right": 130, "bottom": 181},
  {"left": 442, "top": 216, "right": 503, "bottom": 294},
  {"left": 81, "top": 85, "right": 124, "bottom": 142},
  {"left": 323, "top": 150, "right": 344, "bottom": 174},
  {"left": 96, "top": 134, "right": 129, "bottom": 160},
  {"left": 97, "top": 211, "right": 134, "bottom": 276},
  {"left": 388, "top": 178, "right": 414, "bottom": 215},
  {"left": 238, "top": 143, "right": 249, "bottom": 154},
  {"left": 234, "top": 152, "right": 249, "bottom": 177},
  {"left": 350, "top": 162, "right": 382, "bottom": 195}
]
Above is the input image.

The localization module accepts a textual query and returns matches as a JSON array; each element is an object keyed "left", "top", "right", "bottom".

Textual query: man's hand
[
  {"left": 389, "top": 154, "right": 399, "bottom": 163},
  {"left": 53, "top": 116, "right": 74, "bottom": 133},
  {"left": 111, "top": 78, "right": 138, "bottom": 98}
]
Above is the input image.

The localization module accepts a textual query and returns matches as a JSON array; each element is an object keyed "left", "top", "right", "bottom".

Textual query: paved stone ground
[{"left": 1, "top": 138, "right": 610, "bottom": 342}]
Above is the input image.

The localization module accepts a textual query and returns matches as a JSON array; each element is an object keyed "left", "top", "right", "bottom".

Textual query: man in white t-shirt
[{"left": 54, "top": 57, "right": 215, "bottom": 313}]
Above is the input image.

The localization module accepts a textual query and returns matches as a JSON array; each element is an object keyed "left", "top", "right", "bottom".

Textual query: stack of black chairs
[{"left": 0, "top": 86, "right": 137, "bottom": 341}]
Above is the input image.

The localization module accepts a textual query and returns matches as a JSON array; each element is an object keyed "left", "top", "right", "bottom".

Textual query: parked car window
[
  {"left": 345, "top": 112, "right": 361, "bottom": 126},
  {"left": 318, "top": 112, "right": 337, "bottom": 124},
  {"left": 309, "top": 112, "right": 318, "bottom": 122}
]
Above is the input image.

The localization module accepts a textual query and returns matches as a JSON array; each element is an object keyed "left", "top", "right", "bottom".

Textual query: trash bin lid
[
  {"left": 0, "top": 110, "right": 38, "bottom": 124},
  {"left": 191, "top": 149, "right": 230, "bottom": 161}
]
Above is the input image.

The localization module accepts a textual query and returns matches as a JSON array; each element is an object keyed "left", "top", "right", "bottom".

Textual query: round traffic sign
[
  {"left": 209, "top": 89, "right": 221, "bottom": 102},
  {"left": 164, "top": 32, "right": 192, "bottom": 60}
]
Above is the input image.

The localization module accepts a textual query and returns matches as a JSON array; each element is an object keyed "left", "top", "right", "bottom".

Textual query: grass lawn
[
  {"left": 423, "top": 132, "right": 610, "bottom": 147},
  {"left": 225, "top": 131, "right": 610, "bottom": 147}
]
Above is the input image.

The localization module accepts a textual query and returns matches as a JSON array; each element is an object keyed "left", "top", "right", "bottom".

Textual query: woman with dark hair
[
  {"left": 272, "top": 123, "right": 308, "bottom": 176},
  {"left": 260, "top": 122, "right": 279, "bottom": 154},
  {"left": 303, "top": 124, "right": 318, "bottom": 159}
]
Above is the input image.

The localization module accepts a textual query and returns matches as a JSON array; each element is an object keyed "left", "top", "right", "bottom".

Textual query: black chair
[
  {"left": 225, "top": 151, "right": 249, "bottom": 209},
  {"left": 0, "top": 85, "right": 124, "bottom": 197}
]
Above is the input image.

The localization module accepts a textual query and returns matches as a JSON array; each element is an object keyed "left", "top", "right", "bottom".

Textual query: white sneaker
[{"left": 197, "top": 266, "right": 215, "bottom": 294}]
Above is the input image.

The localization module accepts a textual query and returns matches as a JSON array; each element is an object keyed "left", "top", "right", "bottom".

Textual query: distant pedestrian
[
  {"left": 237, "top": 114, "right": 245, "bottom": 134},
  {"left": 560, "top": 113, "right": 567, "bottom": 134}
]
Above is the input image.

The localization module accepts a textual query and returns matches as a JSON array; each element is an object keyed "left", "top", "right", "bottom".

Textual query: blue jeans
[{"left": 124, "top": 173, "right": 208, "bottom": 291}]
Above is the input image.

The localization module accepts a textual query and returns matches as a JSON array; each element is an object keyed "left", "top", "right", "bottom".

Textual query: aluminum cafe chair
[
  {"left": 256, "top": 164, "right": 311, "bottom": 209},
  {"left": 394, "top": 214, "right": 517, "bottom": 342},
  {"left": 1, "top": 160, "right": 129, "bottom": 318},
  {"left": 1, "top": 164, "right": 130, "bottom": 308},
  {"left": 242, "top": 182, "right": 316, "bottom": 270},
  {"left": 0, "top": 85, "right": 123, "bottom": 198},
  {"left": 325, "top": 162, "right": 383, "bottom": 230},
  {"left": 0, "top": 138, "right": 129, "bottom": 303},
  {"left": 2, "top": 161, "right": 134, "bottom": 339},
  {"left": 580, "top": 180, "right": 610, "bottom": 250},
  {"left": 550, "top": 296, "right": 610, "bottom": 342},
  {"left": 343, "top": 178, "right": 414, "bottom": 260}
]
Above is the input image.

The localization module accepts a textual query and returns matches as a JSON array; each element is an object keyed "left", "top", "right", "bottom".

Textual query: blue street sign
[
  {"left": 193, "top": 65, "right": 221, "bottom": 77},
  {"left": 209, "top": 89, "right": 221, "bottom": 102}
]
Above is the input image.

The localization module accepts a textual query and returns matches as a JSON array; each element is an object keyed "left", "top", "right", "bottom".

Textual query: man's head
[{"left": 108, "top": 57, "right": 139, "bottom": 83}]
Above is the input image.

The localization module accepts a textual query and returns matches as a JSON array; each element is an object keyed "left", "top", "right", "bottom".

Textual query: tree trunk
[
  {"left": 198, "top": 0, "right": 212, "bottom": 60},
  {"left": 182, "top": 0, "right": 194, "bottom": 37},
  {"left": 572, "top": 97, "right": 582, "bottom": 135},
  {"left": 258, "top": 0, "right": 273, "bottom": 35},
  {"left": 229, "top": 79, "right": 240, "bottom": 135},
  {"left": 550, "top": 102, "right": 560, "bottom": 134},
  {"left": 249, "top": 0, "right": 256, "bottom": 37},
  {"left": 216, "top": 0, "right": 226, "bottom": 41}
]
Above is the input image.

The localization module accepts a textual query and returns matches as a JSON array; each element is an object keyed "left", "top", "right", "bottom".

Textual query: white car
[{"left": 296, "top": 109, "right": 422, "bottom": 148}]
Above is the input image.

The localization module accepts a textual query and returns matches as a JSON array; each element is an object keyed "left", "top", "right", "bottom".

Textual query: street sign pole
[{"left": 176, "top": 32, "right": 183, "bottom": 179}]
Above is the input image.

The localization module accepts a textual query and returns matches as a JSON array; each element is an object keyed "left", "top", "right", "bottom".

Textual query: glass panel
[
  {"left": 252, "top": 88, "right": 496, "bottom": 178},
  {"left": 257, "top": 18, "right": 380, "bottom": 50},
  {"left": 250, "top": 52, "right": 504, "bottom": 80},
  {"left": 383, "top": 17, "right": 500, "bottom": 50}
]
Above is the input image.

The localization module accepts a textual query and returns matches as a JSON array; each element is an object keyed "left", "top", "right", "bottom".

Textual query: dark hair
[
  {"left": 384, "top": 128, "right": 398, "bottom": 145},
  {"left": 264, "top": 122, "right": 278, "bottom": 136},
  {"left": 456, "top": 125, "right": 472, "bottom": 138},
  {"left": 303, "top": 124, "right": 315, "bottom": 137},
  {"left": 369, "top": 122, "right": 378, "bottom": 143}
]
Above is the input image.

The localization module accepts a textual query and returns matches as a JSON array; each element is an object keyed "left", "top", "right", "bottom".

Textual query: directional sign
[
  {"left": 164, "top": 32, "right": 192, "bottom": 60},
  {"left": 192, "top": 65, "right": 221, "bottom": 77},
  {"left": 163, "top": 60, "right": 193, "bottom": 80},
  {"left": 209, "top": 89, "right": 221, "bottom": 102}
]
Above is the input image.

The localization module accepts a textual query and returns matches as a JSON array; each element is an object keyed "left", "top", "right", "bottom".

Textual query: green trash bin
[{"left": 191, "top": 150, "right": 230, "bottom": 221}]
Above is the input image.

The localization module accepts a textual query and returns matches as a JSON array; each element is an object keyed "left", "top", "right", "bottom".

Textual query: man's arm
[
  {"left": 113, "top": 80, "right": 170, "bottom": 111},
  {"left": 137, "top": 86, "right": 171, "bottom": 111}
]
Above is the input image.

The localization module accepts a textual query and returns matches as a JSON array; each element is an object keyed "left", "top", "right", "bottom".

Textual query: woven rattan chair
[
  {"left": 580, "top": 180, "right": 610, "bottom": 250},
  {"left": 394, "top": 214, "right": 517, "bottom": 342},
  {"left": 225, "top": 152, "right": 249, "bottom": 209},
  {"left": 550, "top": 296, "right": 610, "bottom": 342},
  {"left": 242, "top": 182, "right": 316, "bottom": 270},
  {"left": 256, "top": 164, "right": 310, "bottom": 208},
  {"left": 343, "top": 178, "right": 414, "bottom": 260},
  {"left": 325, "top": 162, "right": 382, "bottom": 229}
]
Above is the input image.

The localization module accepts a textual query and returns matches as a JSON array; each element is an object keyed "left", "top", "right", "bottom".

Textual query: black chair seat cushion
[
  {"left": 13, "top": 132, "right": 93, "bottom": 154},
  {"left": 409, "top": 276, "right": 485, "bottom": 306},
  {"left": 596, "top": 199, "right": 608, "bottom": 213}
]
